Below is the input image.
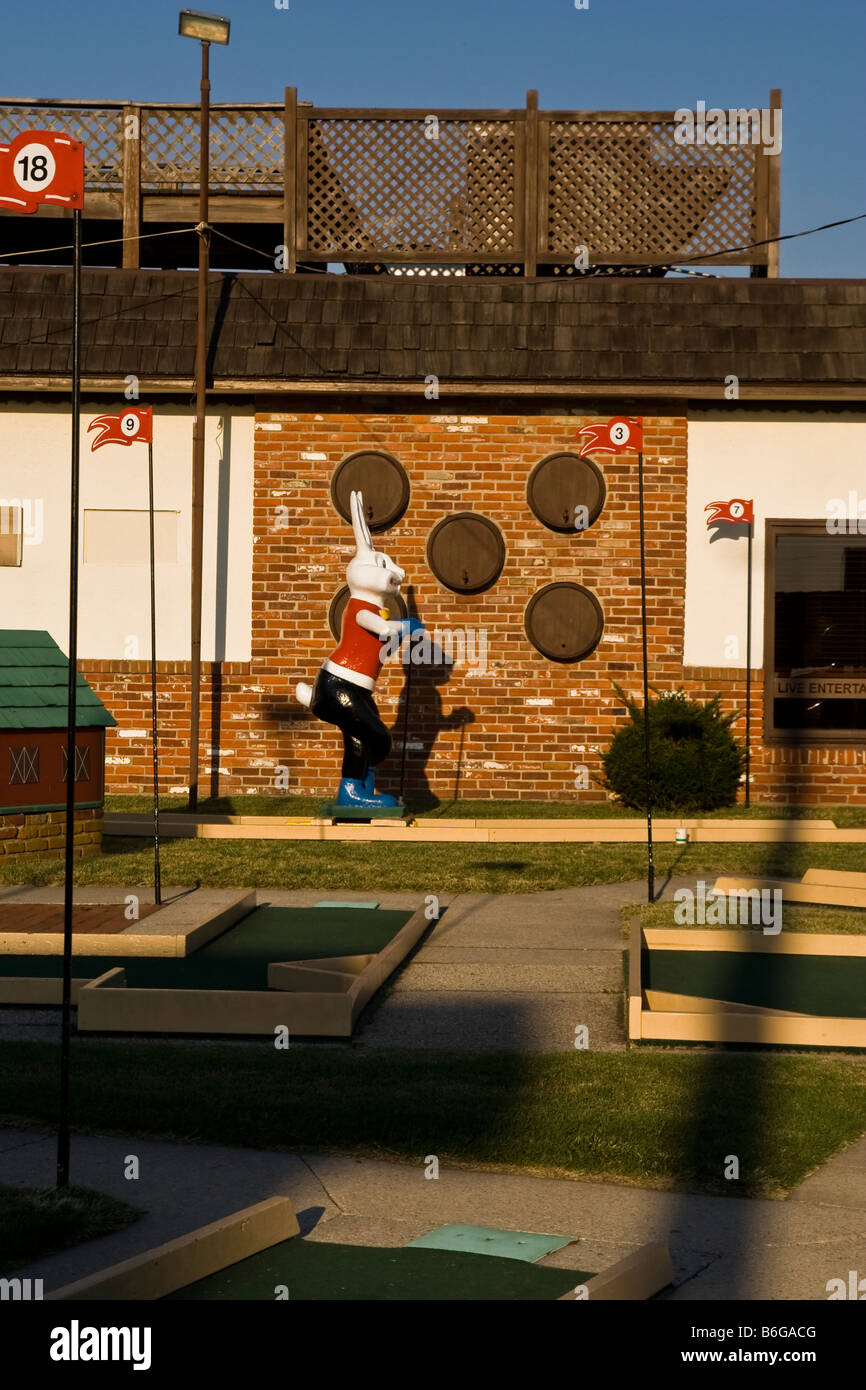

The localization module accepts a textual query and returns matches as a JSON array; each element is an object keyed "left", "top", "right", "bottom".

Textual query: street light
[
  {"left": 179, "top": 9, "right": 230, "bottom": 810},
  {"left": 178, "top": 9, "right": 230, "bottom": 43}
]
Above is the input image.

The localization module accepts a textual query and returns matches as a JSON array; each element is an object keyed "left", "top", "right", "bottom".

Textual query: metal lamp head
[{"left": 178, "top": 9, "right": 230, "bottom": 43}]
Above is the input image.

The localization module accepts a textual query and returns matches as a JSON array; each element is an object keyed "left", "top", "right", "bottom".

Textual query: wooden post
[
  {"left": 296, "top": 103, "right": 309, "bottom": 265},
  {"left": 524, "top": 90, "right": 539, "bottom": 277},
  {"left": 766, "top": 88, "right": 782, "bottom": 278},
  {"left": 751, "top": 136, "right": 769, "bottom": 278},
  {"left": 121, "top": 105, "right": 141, "bottom": 269},
  {"left": 283, "top": 87, "right": 297, "bottom": 274}
]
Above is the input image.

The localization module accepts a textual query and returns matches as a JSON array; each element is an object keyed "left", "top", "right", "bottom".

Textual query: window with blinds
[{"left": 765, "top": 520, "right": 866, "bottom": 741}]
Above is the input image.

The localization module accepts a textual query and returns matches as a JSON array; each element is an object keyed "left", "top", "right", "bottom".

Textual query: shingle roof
[
  {"left": 0, "top": 267, "right": 864, "bottom": 391},
  {"left": 0, "top": 630, "right": 116, "bottom": 730}
]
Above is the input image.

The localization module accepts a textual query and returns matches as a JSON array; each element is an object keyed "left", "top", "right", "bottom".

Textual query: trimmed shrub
[{"left": 600, "top": 686, "right": 745, "bottom": 812}]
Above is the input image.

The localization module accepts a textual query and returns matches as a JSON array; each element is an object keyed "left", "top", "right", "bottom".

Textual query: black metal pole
[
  {"left": 188, "top": 38, "right": 210, "bottom": 812},
  {"left": 398, "top": 649, "right": 412, "bottom": 802},
  {"left": 745, "top": 521, "right": 753, "bottom": 808},
  {"left": 637, "top": 450, "right": 655, "bottom": 904},
  {"left": 57, "top": 207, "right": 82, "bottom": 1189},
  {"left": 148, "top": 440, "right": 162, "bottom": 904}
]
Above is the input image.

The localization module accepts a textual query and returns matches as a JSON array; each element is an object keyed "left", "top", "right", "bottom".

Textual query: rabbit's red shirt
[{"left": 325, "top": 597, "right": 389, "bottom": 691}]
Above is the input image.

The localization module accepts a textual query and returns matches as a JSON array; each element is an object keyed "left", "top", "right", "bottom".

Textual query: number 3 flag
[
  {"left": 577, "top": 417, "right": 643, "bottom": 457},
  {"left": 0, "top": 130, "right": 84, "bottom": 214},
  {"left": 88, "top": 408, "right": 153, "bottom": 450}
]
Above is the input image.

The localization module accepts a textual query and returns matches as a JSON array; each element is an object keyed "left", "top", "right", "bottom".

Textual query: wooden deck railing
[{"left": 0, "top": 89, "right": 780, "bottom": 274}]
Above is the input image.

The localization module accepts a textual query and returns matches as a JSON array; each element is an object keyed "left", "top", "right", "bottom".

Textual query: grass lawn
[
  {"left": 105, "top": 794, "right": 866, "bottom": 826},
  {"left": 630, "top": 900, "right": 866, "bottom": 936},
  {"left": 3, "top": 834, "right": 866, "bottom": 894},
  {"left": 0, "top": 1182, "right": 140, "bottom": 1276},
  {"left": 1, "top": 1041, "right": 864, "bottom": 1199}
]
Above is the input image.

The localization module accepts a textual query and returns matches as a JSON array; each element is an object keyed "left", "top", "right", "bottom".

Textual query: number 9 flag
[
  {"left": 0, "top": 130, "right": 85, "bottom": 214},
  {"left": 88, "top": 408, "right": 153, "bottom": 451},
  {"left": 577, "top": 417, "right": 643, "bottom": 457}
]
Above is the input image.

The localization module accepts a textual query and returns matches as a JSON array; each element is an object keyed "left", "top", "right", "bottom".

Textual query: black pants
[{"left": 310, "top": 668, "right": 392, "bottom": 782}]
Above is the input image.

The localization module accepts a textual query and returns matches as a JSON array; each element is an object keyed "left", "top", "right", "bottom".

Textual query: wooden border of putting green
[
  {"left": 48, "top": 1202, "right": 671, "bottom": 1302},
  {"left": 556, "top": 1242, "right": 673, "bottom": 1300},
  {"left": 0, "top": 976, "right": 91, "bottom": 1005},
  {"left": 629, "top": 923, "right": 866, "bottom": 1048},
  {"left": 47, "top": 1197, "right": 299, "bottom": 1302},
  {"left": 714, "top": 873, "right": 866, "bottom": 911},
  {"left": 76, "top": 902, "right": 430, "bottom": 1038},
  {"left": 104, "top": 812, "right": 866, "bottom": 845}
]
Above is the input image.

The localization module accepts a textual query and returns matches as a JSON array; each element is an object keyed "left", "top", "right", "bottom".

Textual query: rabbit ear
[{"left": 350, "top": 490, "right": 374, "bottom": 554}]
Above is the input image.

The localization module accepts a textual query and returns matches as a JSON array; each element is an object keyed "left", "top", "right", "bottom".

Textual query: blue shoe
[
  {"left": 336, "top": 777, "right": 398, "bottom": 809},
  {"left": 363, "top": 768, "right": 376, "bottom": 795}
]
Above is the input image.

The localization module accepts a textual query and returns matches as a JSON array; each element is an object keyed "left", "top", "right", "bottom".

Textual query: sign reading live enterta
[
  {"left": 775, "top": 675, "right": 866, "bottom": 699},
  {"left": 0, "top": 129, "right": 84, "bottom": 214}
]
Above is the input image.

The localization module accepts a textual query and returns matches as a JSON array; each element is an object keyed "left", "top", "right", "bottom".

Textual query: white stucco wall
[
  {"left": 684, "top": 413, "right": 866, "bottom": 670},
  {"left": 0, "top": 403, "right": 253, "bottom": 661}
]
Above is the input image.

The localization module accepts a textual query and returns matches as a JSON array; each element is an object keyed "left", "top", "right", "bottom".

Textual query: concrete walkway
[
  {"left": 3, "top": 1126, "right": 864, "bottom": 1300},
  {"left": 354, "top": 882, "right": 651, "bottom": 1051}
]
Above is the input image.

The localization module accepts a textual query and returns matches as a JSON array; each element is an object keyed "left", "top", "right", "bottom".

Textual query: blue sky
[{"left": 3, "top": 0, "right": 864, "bottom": 275}]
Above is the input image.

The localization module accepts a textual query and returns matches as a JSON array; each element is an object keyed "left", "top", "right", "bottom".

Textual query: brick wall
[
  {"left": 82, "top": 409, "right": 866, "bottom": 805},
  {"left": 0, "top": 806, "right": 103, "bottom": 858},
  {"left": 682, "top": 666, "right": 866, "bottom": 806}
]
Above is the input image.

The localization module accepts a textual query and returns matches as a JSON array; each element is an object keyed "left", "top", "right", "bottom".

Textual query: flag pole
[
  {"left": 147, "top": 439, "right": 162, "bottom": 904},
  {"left": 745, "top": 519, "right": 753, "bottom": 808},
  {"left": 637, "top": 447, "right": 655, "bottom": 903},
  {"left": 57, "top": 206, "right": 81, "bottom": 1190}
]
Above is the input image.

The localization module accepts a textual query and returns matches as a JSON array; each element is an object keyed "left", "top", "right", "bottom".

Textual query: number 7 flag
[
  {"left": 705, "top": 498, "right": 754, "bottom": 526},
  {"left": 577, "top": 417, "right": 643, "bottom": 457},
  {"left": 88, "top": 408, "right": 153, "bottom": 450}
]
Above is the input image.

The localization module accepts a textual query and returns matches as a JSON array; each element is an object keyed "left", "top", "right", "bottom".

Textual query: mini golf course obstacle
[
  {"left": 0, "top": 898, "right": 429, "bottom": 1038},
  {"left": 0, "top": 889, "right": 254, "bottom": 1006},
  {"left": 103, "top": 812, "right": 866, "bottom": 845},
  {"left": 628, "top": 922, "right": 866, "bottom": 1049},
  {"left": 714, "top": 868, "right": 866, "bottom": 911},
  {"left": 47, "top": 1198, "right": 673, "bottom": 1302}
]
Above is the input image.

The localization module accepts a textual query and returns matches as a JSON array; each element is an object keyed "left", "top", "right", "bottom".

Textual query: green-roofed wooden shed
[{"left": 0, "top": 630, "right": 115, "bottom": 857}]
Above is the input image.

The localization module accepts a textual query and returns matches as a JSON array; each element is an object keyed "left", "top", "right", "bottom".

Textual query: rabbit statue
[{"left": 296, "top": 490, "right": 423, "bottom": 810}]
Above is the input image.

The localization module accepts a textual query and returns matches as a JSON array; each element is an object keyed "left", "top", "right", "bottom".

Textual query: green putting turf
[
  {"left": 0, "top": 907, "right": 411, "bottom": 992},
  {"left": 164, "top": 1238, "right": 588, "bottom": 1301},
  {"left": 643, "top": 948, "right": 866, "bottom": 1018}
]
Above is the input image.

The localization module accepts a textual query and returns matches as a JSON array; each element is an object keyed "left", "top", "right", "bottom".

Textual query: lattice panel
[
  {"left": 141, "top": 109, "right": 284, "bottom": 191},
  {"left": 0, "top": 107, "right": 122, "bottom": 189},
  {"left": 305, "top": 119, "right": 518, "bottom": 255},
  {"left": 545, "top": 120, "right": 758, "bottom": 262}
]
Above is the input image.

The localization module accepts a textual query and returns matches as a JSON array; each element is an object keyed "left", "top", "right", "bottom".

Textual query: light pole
[{"left": 178, "top": 8, "right": 230, "bottom": 810}]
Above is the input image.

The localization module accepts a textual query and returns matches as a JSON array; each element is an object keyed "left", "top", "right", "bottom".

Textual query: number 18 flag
[{"left": 0, "top": 129, "right": 84, "bottom": 214}]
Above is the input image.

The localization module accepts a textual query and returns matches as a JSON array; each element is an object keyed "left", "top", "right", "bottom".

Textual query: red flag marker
[
  {"left": 88, "top": 408, "right": 153, "bottom": 450},
  {"left": 577, "top": 417, "right": 643, "bottom": 457},
  {"left": 0, "top": 130, "right": 84, "bottom": 214},
  {"left": 705, "top": 498, "right": 754, "bottom": 526}
]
